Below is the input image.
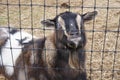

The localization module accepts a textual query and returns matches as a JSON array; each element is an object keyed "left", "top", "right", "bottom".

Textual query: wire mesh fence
[{"left": 0, "top": 0, "right": 120, "bottom": 80}]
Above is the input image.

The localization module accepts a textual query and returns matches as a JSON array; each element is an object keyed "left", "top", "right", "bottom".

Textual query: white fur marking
[
  {"left": 0, "top": 35, "right": 22, "bottom": 76},
  {"left": 58, "top": 17, "right": 69, "bottom": 37},
  {"left": 14, "top": 31, "right": 36, "bottom": 44},
  {"left": 76, "top": 15, "right": 82, "bottom": 33},
  {"left": 30, "top": 50, "right": 36, "bottom": 65},
  {"left": 18, "top": 69, "right": 28, "bottom": 80}
]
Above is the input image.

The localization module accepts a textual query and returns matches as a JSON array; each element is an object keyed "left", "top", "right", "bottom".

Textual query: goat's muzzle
[{"left": 67, "top": 35, "right": 82, "bottom": 49}]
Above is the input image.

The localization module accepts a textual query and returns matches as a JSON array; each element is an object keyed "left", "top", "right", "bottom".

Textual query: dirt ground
[{"left": 0, "top": 0, "right": 120, "bottom": 80}]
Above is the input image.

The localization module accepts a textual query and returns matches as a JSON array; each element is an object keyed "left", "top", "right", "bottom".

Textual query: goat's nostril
[
  {"left": 70, "top": 32, "right": 79, "bottom": 36},
  {"left": 75, "top": 32, "right": 79, "bottom": 35},
  {"left": 69, "top": 29, "right": 79, "bottom": 36}
]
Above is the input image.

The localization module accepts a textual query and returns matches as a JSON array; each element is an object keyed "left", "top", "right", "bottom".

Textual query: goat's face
[{"left": 41, "top": 11, "right": 97, "bottom": 49}]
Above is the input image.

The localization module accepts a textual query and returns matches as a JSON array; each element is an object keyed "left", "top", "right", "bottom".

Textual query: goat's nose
[
  {"left": 69, "top": 30, "right": 80, "bottom": 37},
  {"left": 70, "top": 32, "right": 79, "bottom": 36},
  {"left": 68, "top": 37, "right": 81, "bottom": 48}
]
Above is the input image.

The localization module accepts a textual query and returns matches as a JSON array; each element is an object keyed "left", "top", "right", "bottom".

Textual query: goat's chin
[{"left": 66, "top": 41, "right": 83, "bottom": 50}]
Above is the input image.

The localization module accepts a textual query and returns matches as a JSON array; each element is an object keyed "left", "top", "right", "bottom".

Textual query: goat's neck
[{"left": 50, "top": 33, "right": 85, "bottom": 69}]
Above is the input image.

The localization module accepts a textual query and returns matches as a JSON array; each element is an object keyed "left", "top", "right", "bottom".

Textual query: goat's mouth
[{"left": 67, "top": 37, "right": 82, "bottom": 49}]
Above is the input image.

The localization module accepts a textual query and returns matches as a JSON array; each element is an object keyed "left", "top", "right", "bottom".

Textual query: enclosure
[{"left": 0, "top": 0, "right": 120, "bottom": 80}]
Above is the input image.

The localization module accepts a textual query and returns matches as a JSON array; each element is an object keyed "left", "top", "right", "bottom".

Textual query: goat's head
[{"left": 41, "top": 11, "right": 97, "bottom": 49}]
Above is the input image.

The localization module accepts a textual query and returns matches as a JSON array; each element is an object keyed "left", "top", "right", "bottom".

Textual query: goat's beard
[
  {"left": 68, "top": 51, "right": 84, "bottom": 72},
  {"left": 69, "top": 51, "right": 79, "bottom": 69}
]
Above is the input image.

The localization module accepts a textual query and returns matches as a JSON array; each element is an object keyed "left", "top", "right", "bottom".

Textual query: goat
[
  {"left": 14, "top": 37, "right": 46, "bottom": 80},
  {"left": 0, "top": 11, "right": 97, "bottom": 80},
  {"left": 39, "top": 11, "right": 98, "bottom": 80},
  {"left": 0, "top": 27, "right": 46, "bottom": 80}
]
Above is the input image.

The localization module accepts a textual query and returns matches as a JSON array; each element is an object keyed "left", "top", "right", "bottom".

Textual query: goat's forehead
[
  {"left": 57, "top": 13, "right": 82, "bottom": 31},
  {"left": 60, "top": 12, "right": 79, "bottom": 20}
]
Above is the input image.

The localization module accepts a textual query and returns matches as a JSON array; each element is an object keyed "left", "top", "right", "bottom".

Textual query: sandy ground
[{"left": 0, "top": 0, "right": 120, "bottom": 80}]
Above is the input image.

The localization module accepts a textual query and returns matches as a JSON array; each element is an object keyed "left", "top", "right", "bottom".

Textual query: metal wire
[
  {"left": 0, "top": 0, "right": 120, "bottom": 80},
  {"left": 0, "top": 3, "right": 120, "bottom": 9}
]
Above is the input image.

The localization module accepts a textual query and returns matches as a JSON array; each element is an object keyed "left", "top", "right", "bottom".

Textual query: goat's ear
[
  {"left": 0, "top": 28, "right": 8, "bottom": 46},
  {"left": 0, "top": 37, "right": 8, "bottom": 46},
  {"left": 41, "top": 19, "right": 55, "bottom": 27},
  {"left": 82, "top": 11, "right": 98, "bottom": 21}
]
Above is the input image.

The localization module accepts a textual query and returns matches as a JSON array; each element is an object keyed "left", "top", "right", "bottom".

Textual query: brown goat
[
  {"left": 0, "top": 11, "right": 97, "bottom": 80},
  {"left": 38, "top": 11, "right": 98, "bottom": 80},
  {"left": 14, "top": 38, "right": 46, "bottom": 80}
]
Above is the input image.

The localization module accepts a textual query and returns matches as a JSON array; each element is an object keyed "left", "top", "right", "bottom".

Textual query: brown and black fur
[
  {"left": 39, "top": 11, "right": 98, "bottom": 80},
  {"left": 40, "top": 35, "right": 86, "bottom": 80},
  {"left": 14, "top": 38, "right": 46, "bottom": 80},
  {"left": 0, "top": 11, "right": 97, "bottom": 80}
]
